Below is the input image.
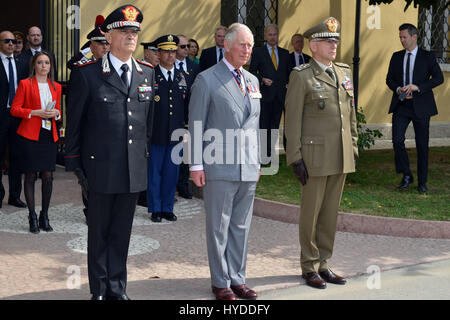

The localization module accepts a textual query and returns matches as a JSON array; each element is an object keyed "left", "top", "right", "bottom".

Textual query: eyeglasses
[
  {"left": 179, "top": 45, "right": 189, "bottom": 49},
  {"left": 312, "top": 39, "right": 340, "bottom": 45},
  {"left": 2, "top": 39, "right": 17, "bottom": 44}
]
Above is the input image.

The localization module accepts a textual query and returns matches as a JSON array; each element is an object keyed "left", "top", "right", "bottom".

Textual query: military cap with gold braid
[
  {"left": 304, "top": 17, "right": 340, "bottom": 40},
  {"left": 154, "top": 34, "right": 179, "bottom": 51},
  {"left": 101, "top": 4, "right": 143, "bottom": 32}
]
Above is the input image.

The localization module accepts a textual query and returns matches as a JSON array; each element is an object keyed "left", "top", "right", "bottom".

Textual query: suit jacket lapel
[
  {"left": 129, "top": 58, "right": 145, "bottom": 98},
  {"left": 213, "top": 61, "right": 246, "bottom": 114}
]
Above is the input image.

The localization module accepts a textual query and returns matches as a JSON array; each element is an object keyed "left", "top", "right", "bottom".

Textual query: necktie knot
[{"left": 121, "top": 64, "right": 129, "bottom": 72}]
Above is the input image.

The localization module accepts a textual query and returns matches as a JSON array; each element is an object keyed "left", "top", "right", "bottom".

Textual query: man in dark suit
[
  {"left": 18, "top": 26, "right": 58, "bottom": 81},
  {"left": 0, "top": 30, "right": 28, "bottom": 208},
  {"left": 249, "top": 24, "right": 290, "bottom": 159},
  {"left": 199, "top": 26, "right": 227, "bottom": 71},
  {"left": 288, "top": 33, "right": 311, "bottom": 73},
  {"left": 65, "top": 5, "right": 155, "bottom": 300},
  {"left": 175, "top": 35, "right": 200, "bottom": 199},
  {"left": 386, "top": 23, "right": 443, "bottom": 193}
]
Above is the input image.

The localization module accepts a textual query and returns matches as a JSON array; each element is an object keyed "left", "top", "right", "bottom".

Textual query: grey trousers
[{"left": 203, "top": 180, "right": 257, "bottom": 288}]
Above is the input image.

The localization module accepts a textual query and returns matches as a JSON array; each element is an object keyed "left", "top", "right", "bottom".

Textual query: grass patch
[{"left": 256, "top": 147, "right": 450, "bottom": 221}]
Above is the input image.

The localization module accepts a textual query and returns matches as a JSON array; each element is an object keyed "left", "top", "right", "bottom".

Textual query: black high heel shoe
[
  {"left": 29, "top": 212, "right": 40, "bottom": 234},
  {"left": 38, "top": 211, "right": 53, "bottom": 232}
]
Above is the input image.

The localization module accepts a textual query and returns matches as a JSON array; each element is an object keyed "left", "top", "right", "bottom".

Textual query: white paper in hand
[{"left": 46, "top": 101, "right": 56, "bottom": 111}]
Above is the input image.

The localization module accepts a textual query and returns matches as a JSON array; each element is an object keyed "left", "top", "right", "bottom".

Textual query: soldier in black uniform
[
  {"left": 65, "top": 5, "right": 155, "bottom": 300},
  {"left": 67, "top": 15, "right": 110, "bottom": 70},
  {"left": 147, "top": 35, "right": 188, "bottom": 223}
]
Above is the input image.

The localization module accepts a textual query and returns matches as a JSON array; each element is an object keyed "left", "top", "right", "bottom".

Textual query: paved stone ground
[{"left": 1, "top": 167, "right": 449, "bottom": 300}]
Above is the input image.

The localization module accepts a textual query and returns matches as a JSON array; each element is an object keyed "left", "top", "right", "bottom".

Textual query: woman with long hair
[{"left": 10, "top": 51, "right": 61, "bottom": 234}]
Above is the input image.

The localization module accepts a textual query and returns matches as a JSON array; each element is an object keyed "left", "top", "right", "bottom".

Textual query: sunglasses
[
  {"left": 2, "top": 39, "right": 17, "bottom": 44},
  {"left": 179, "top": 44, "right": 189, "bottom": 49}
]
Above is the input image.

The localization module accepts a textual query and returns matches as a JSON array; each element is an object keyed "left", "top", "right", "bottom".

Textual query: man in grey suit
[{"left": 188, "top": 23, "right": 261, "bottom": 301}]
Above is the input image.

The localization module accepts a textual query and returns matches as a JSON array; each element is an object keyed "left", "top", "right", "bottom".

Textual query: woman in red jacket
[{"left": 11, "top": 51, "right": 61, "bottom": 234}]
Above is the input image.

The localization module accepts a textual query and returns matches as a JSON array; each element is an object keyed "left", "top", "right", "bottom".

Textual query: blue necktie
[{"left": 7, "top": 57, "right": 15, "bottom": 106}]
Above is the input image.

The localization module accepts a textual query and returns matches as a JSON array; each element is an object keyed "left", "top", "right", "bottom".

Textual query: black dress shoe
[
  {"left": 397, "top": 175, "right": 413, "bottom": 190},
  {"left": 107, "top": 294, "right": 130, "bottom": 300},
  {"left": 162, "top": 212, "right": 177, "bottom": 221},
  {"left": 319, "top": 269, "right": 347, "bottom": 285},
  {"left": 418, "top": 184, "right": 428, "bottom": 193},
  {"left": 151, "top": 212, "right": 162, "bottom": 223},
  {"left": 91, "top": 295, "right": 106, "bottom": 300},
  {"left": 178, "top": 189, "right": 193, "bottom": 199},
  {"left": 302, "top": 272, "right": 327, "bottom": 289},
  {"left": 8, "top": 198, "right": 27, "bottom": 208}
]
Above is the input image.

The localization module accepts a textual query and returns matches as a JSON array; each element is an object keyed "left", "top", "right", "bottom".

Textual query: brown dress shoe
[
  {"left": 230, "top": 284, "right": 258, "bottom": 300},
  {"left": 319, "top": 269, "right": 347, "bottom": 285},
  {"left": 212, "top": 286, "right": 236, "bottom": 300},
  {"left": 302, "top": 272, "right": 327, "bottom": 289}
]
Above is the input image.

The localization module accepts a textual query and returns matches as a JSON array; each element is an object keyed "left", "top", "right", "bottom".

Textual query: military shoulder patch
[
  {"left": 293, "top": 63, "right": 311, "bottom": 72},
  {"left": 137, "top": 60, "right": 154, "bottom": 68},
  {"left": 335, "top": 62, "right": 350, "bottom": 69},
  {"left": 74, "top": 58, "right": 97, "bottom": 67}
]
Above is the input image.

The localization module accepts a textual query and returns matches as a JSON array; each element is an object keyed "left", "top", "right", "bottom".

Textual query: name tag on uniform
[
  {"left": 138, "top": 84, "right": 152, "bottom": 93},
  {"left": 247, "top": 84, "right": 262, "bottom": 99},
  {"left": 42, "top": 120, "right": 51, "bottom": 131}
]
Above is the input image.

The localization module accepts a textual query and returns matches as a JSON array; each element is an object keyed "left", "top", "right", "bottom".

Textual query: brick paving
[{"left": 1, "top": 167, "right": 449, "bottom": 300}]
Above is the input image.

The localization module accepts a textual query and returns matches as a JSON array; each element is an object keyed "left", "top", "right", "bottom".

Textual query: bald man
[{"left": 18, "top": 26, "right": 58, "bottom": 81}]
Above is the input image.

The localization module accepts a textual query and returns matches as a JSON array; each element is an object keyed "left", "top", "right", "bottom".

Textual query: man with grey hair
[
  {"left": 189, "top": 22, "right": 261, "bottom": 300},
  {"left": 199, "top": 26, "right": 227, "bottom": 71}
]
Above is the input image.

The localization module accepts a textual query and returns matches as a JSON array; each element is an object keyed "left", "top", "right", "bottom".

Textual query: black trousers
[
  {"left": 260, "top": 98, "right": 284, "bottom": 159},
  {"left": 0, "top": 115, "right": 23, "bottom": 202},
  {"left": 87, "top": 191, "right": 139, "bottom": 297},
  {"left": 392, "top": 103, "right": 430, "bottom": 185}
]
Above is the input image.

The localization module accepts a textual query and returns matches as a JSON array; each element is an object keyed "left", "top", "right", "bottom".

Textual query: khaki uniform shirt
[{"left": 285, "top": 59, "right": 358, "bottom": 176}]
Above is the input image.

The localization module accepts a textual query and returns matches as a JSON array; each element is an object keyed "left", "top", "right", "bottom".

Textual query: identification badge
[
  {"left": 138, "top": 84, "right": 153, "bottom": 93},
  {"left": 42, "top": 120, "right": 52, "bottom": 131}
]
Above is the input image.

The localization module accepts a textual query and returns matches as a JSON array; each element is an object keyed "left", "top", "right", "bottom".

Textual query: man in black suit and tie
[
  {"left": 249, "top": 24, "right": 290, "bottom": 159},
  {"left": 175, "top": 35, "right": 200, "bottom": 199},
  {"left": 288, "top": 33, "right": 311, "bottom": 73},
  {"left": 0, "top": 31, "right": 28, "bottom": 208},
  {"left": 386, "top": 23, "right": 444, "bottom": 193},
  {"left": 199, "top": 26, "right": 227, "bottom": 71},
  {"left": 18, "top": 26, "right": 58, "bottom": 82}
]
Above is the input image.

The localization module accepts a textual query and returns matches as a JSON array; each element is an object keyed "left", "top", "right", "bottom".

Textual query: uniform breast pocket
[
  {"left": 301, "top": 136, "right": 325, "bottom": 169},
  {"left": 308, "top": 91, "right": 329, "bottom": 113},
  {"left": 138, "top": 92, "right": 152, "bottom": 102}
]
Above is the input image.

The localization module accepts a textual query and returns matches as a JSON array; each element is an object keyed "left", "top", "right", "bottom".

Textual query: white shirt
[
  {"left": 294, "top": 51, "right": 306, "bottom": 66},
  {"left": 31, "top": 47, "right": 42, "bottom": 56},
  {"left": 175, "top": 59, "right": 187, "bottom": 73},
  {"left": 403, "top": 45, "right": 418, "bottom": 86},
  {"left": 216, "top": 46, "right": 224, "bottom": 63},
  {"left": 159, "top": 65, "right": 175, "bottom": 82},
  {"left": 0, "top": 52, "right": 18, "bottom": 107},
  {"left": 109, "top": 53, "right": 132, "bottom": 87}
]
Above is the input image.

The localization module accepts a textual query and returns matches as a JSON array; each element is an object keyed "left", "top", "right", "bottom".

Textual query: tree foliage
[{"left": 368, "top": 0, "right": 449, "bottom": 11}]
